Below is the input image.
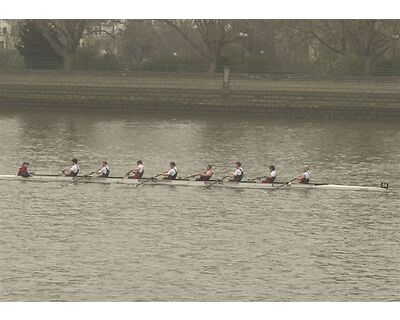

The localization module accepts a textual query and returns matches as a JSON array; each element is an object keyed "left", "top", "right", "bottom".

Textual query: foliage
[
  {"left": 34, "top": 20, "right": 89, "bottom": 70},
  {"left": 70, "top": 46, "right": 101, "bottom": 70},
  {"left": 16, "top": 20, "right": 63, "bottom": 69},
  {"left": 117, "top": 20, "right": 160, "bottom": 68},
  {"left": 164, "top": 20, "right": 250, "bottom": 73},
  {"left": 296, "top": 20, "right": 400, "bottom": 75},
  {"left": 71, "top": 47, "right": 122, "bottom": 71},
  {"left": 10, "top": 19, "right": 400, "bottom": 76},
  {"left": 0, "top": 48, "right": 24, "bottom": 69},
  {"left": 374, "top": 56, "right": 400, "bottom": 75}
]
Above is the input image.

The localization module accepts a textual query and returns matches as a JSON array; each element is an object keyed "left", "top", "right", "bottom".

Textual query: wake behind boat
[{"left": 0, "top": 174, "right": 389, "bottom": 192}]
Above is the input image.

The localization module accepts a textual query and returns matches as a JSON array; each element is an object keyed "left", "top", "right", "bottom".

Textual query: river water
[{"left": 0, "top": 110, "right": 399, "bottom": 301}]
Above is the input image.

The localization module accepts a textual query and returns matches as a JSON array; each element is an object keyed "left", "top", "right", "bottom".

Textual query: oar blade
[{"left": 134, "top": 173, "right": 162, "bottom": 188}]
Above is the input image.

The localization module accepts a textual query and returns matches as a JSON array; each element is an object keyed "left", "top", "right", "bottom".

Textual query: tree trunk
[
  {"left": 207, "top": 57, "right": 217, "bottom": 74},
  {"left": 63, "top": 54, "right": 73, "bottom": 71},
  {"left": 206, "top": 47, "right": 221, "bottom": 74},
  {"left": 362, "top": 55, "right": 373, "bottom": 77}
]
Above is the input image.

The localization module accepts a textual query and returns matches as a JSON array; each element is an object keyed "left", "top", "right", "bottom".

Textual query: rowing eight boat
[{"left": 0, "top": 174, "right": 389, "bottom": 192}]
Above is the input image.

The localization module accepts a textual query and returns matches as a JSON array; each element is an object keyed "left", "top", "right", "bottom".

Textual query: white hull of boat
[{"left": 0, "top": 175, "right": 389, "bottom": 192}]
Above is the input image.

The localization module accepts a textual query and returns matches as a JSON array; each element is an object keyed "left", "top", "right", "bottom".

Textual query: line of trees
[{"left": 10, "top": 19, "right": 400, "bottom": 76}]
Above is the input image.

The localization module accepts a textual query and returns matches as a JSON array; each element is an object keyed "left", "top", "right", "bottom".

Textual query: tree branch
[{"left": 163, "top": 20, "right": 207, "bottom": 58}]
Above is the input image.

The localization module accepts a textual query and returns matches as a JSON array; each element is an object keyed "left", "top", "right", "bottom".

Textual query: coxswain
[
  {"left": 97, "top": 160, "right": 110, "bottom": 177},
  {"left": 161, "top": 162, "right": 178, "bottom": 180},
  {"left": 63, "top": 158, "right": 80, "bottom": 177},
  {"left": 229, "top": 162, "right": 244, "bottom": 182},
  {"left": 294, "top": 165, "right": 311, "bottom": 184},
  {"left": 17, "top": 161, "right": 32, "bottom": 177},
  {"left": 129, "top": 160, "right": 144, "bottom": 179},
  {"left": 261, "top": 165, "right": 277, "bottom": 183},
  {"left": 195, "top": 164, "right": 213, "bottom": 181}
]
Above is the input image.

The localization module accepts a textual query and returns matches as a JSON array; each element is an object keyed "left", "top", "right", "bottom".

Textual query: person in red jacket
[{"left": 17, "top": 161, "right": 32, "bottom": 177}]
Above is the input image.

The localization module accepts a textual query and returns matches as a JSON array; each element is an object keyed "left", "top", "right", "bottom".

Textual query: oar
[
  {"left": 203, "top": 174, "right": 229, "bottom": 189},
  {"left": 72, "top": 170, "right": 99, "bottom": 183},
  {"left": 32, "top": 173, "right": 63, "bottom": 177},
  {"left": 134, "top": 173, "right": 163, "bottom": 188},
  {"left": 272, "top": 178, "right": 297, "bottom": 190},
  {"left": 248, "top": 175, "right": 265, "bottom": 181},
  {"left": 123, "top": 170, "right": 133, "bottom": 178},
  {"left": 186, "top": 173, "right": 201, "bottom": 179}
]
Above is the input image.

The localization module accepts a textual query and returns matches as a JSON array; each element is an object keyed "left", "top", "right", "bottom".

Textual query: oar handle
[
  {"left": 204, "top": 174, "right": 229, "bottom": 189},
  {"left": 124, "top": 170, "right": 133, "bottom": 177},
  {"left": 186, "top": 173, "right": 201, "bottom": 179},
  {"left": 34, "top": 173, "right": 64, "bottom": 177},
  {"left": 249, "top": 175, "right": 265, "bottom": 181},
  {"left": 73, "top": 170, "right": 99, "bottom": 182},
  {"left": 273, "top": 178, "right": 297, "bottom": 190},
  {"left": 85, "top": 170, "right": 99, "bottom": 177}
]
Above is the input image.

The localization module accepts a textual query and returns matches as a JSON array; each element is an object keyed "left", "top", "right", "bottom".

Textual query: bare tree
[
  {"left": 34, "top": 20, "right": 88, "bottom": 70},
  {"left": 345, "top": 20, "right": 400, "bottom": 75},
  {"left": 302, "top": 20, "right": 400, "bottom": 76},
  {"left": 117, "top": 20, "right": 160, "bottom": 68},
  {"left": 165, "top": 19, "right": 248, "bottom": 73},
  {"left": 244, "top": 20, "right": 279, "bottom": 62}
]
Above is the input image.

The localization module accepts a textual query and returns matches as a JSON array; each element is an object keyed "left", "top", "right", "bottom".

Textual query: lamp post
[
  {"left": 172, "top": 52, "right": 179, "bottom": 71},
  {"left": 238, "top": 32, "right": 248, "bottom": 71}
]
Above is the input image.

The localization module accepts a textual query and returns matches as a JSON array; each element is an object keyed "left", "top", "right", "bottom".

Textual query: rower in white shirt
[
  {"left": 129, "top": 160, "right": 144, "bottom": 179},
  {"left": 294, "top": 165, "right": 311, "bottom": 184},
  {"left": 229, "top": 162, "right": 244, "bottom": 182},
  {"left": 261, "top": 165, "right": 277, "bottom": 183},
  {"left": 63, "top": 158, "right": 80, "bottom": 177},
  {"left": 161, "top": 162, "right": 178, "bottom": 180},
  {"left": 97, "top": 160, "right": 110, "bottom": 177}
]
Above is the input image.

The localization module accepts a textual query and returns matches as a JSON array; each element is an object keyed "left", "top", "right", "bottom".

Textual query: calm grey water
[{"left": 0, "top": 110, "right": 399, "bottom": 301}]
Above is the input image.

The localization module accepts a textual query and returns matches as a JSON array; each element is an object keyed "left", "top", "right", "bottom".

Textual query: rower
[
  {"left": 97, "top": 161, "right": 110, "bottom": 177},
  {"left": 294, "top": 165, "right": 311, "bottom": 184},
  {"left": 261, "top": 165, "right": 277, "bottom": 183},
  {"left": 229, "top": 162, "right": 244, "bottom": 182},
  {"left": 17, "top": 161, "right": 32, "bottom": 177},
  {"left": 162, "top": 162, "right": 178, "bottom": 180},
  {"left": 195, "top": 164, "right": 213, "bottom": 181},
  {"left": 129, "top": 160, "right": 144, "bottom": 179},
  {"left": 63, "top": 158, "right": 80, "bottom": 177}
]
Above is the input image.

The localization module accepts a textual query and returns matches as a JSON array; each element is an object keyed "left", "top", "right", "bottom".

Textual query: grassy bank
[{"left": 0, "top": 71, "right": 399, "bottom": 119}]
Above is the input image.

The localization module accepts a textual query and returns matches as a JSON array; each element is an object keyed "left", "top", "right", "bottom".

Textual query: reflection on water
[{"left": 0, "top": 109, "right": 399, "bottom": 301}]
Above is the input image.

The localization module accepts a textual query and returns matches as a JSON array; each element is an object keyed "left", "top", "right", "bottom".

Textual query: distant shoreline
[{"left": 0, "top": 71, "right": 399, "bottom": 119}]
